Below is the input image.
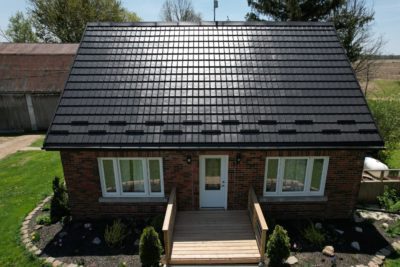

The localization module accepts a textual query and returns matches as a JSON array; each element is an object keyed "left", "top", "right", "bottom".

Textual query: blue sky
[{"left": 1, "top": 0, "right": 399, "bottom": 54}]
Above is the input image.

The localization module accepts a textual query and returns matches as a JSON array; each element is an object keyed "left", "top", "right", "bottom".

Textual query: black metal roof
[{"left": 43, "top": 21, "right": 384, "bottom": 149}]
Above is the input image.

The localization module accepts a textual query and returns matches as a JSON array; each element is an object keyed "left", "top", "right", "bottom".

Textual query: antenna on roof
[{"left": 213, "top": 0, "right": 218, "bottom": 21}]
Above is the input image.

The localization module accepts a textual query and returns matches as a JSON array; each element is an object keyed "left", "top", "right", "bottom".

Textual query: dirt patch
[{"left": 0, "top": 135, "right": 42, "bottom": 160}]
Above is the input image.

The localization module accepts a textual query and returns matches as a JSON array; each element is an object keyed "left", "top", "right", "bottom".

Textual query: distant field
[
  {"left": 367, "top": 79, "right": 400, "bottom": 99},
  {"left": 373, "top": 59, "right": 400, "bottom": 80}
]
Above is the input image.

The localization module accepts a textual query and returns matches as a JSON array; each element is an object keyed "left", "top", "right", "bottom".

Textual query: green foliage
[
  {"left": 28, "top": 0, "right": 141, "bottom": 43},
  {"left": 139, "top": 226, "right": 163, "bottom": 267},
  {"left": 35, "top": 214, "right": 51, "bottom": 225},
  {"left": 150, "top": 214, "right": 165, "bottom": 245},
  {"left": 104, "top": 219, "right": 127, "bottom": 248},
  {"left": 368, "top": 99, "right": 400, "bottom": 166},
  {"left": 0, "top": 149, "right": 63, "bottom": 266},
  {"left": 5, "top": 11, "right": 38, "bottom": 42},
  {"left": 42, "top": 202, "right": 50, "bottom": 212},
  {"left": 302, "top": 223, "right": 325, "bottom": 247},
  {"left": 31, "top": 231, "right": 40, "bottom": 242},
  {"left": 118, "top": 262, "right": 127, "bottom": 267},
  {"left": 387, "top": 220, "right": 400, "bottom": 238},
  {"left": 266, "top": 225, "right": 291, "bottom": 267},
  {"left": 50, "top": 176, "right": 69, "bottom": 223},
  {"left": 377, "top": 186, "right": 400, "bottom": 212}
]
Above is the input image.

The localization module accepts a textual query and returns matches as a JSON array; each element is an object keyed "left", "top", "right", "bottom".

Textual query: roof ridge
[{"left": 86, "top": 21, "right": 334, "bottom": 27}]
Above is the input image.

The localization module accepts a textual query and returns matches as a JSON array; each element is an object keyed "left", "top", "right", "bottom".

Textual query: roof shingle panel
[{"left": 44, "top": 22, "right": 383, "bottom": 149}]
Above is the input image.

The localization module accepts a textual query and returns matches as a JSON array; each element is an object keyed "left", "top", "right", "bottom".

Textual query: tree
[
  {"left": 139, "top": 226, "right": 163, "bottom": 267},
  {"left": 160, "top": 0, "right": 202, "bottom": 22},
  {"left": 28, "top": 0, "right": 141, "bottom": 43},
  {"left": 266, "top": 225, "right": 291, "bottom": 266},
  {"left": 246, "top": 0, "right": 344, "bottom": 21},
  {"left": 3, "top": 11, "right": 38, "bottom": 42}
]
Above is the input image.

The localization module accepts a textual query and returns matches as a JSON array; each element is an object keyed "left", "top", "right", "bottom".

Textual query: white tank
[{"left": 364, "top": 157, "right": 389, "bottom": 178}]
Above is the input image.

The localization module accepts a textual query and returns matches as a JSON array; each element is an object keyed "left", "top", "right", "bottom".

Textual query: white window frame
[
  {"left": 263, "top": 157, "right": 329, "bottom": 197},
  {"left": 98, "top": 157, "right": 164, "bottom": 198}
]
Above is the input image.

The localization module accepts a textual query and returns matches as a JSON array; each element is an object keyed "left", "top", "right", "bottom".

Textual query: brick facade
[{"left": 60, "top": 149, "right": 367, "bottom": 220}]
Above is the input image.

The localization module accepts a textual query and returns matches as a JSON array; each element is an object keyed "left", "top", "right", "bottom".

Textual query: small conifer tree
[
  {"left": 266, "top": 225, "right": 291, "bottom": 266},
  {"left": 139, "top": 226, "right": 163, "bottom": 267},
  {"left": 50, "top": 176, "right": 69, "bottom": 223}
]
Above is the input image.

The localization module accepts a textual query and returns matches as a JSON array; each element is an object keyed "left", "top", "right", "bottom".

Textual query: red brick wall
[{"left": 60, "top": 149, "right": 367, "bottom": 220}]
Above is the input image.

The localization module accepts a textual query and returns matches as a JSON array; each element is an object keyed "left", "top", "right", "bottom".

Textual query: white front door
[{"left": 199, "top": 155, "right": 228, "bottom": 209}]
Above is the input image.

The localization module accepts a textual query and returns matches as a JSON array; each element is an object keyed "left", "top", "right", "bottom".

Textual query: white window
[
  {"left": 264, "top": 157, "right": 329, "bottom": 197},
  {"left": 98, "top": 158, "right": 164, "bottom": 197}
]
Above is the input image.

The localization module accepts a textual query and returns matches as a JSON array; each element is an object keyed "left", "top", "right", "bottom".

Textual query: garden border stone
[{"left": 20, "top": 196, "right": 79, "bottom": 267}]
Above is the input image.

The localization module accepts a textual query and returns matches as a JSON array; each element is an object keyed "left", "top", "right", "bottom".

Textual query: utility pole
[{"left": 214, "top": 0, "right": 218, "bottom": 21}]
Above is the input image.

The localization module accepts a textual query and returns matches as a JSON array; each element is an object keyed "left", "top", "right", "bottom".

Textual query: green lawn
[
  {"left": 368, "top": 79, "right": 400, "bottom": 100},
  {"left": 385, "top": 252, "right": 400, "bottom": 267},
  {"left": 30, "top": 136, "right": 45, "bottom": 148},
  {"left": 0, "top": 150, "right": 63, "bottom": 267}
]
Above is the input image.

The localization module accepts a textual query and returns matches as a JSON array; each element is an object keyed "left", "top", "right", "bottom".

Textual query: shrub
[
  {"left": 31, "top": 231, "right": 40, "bottom": 242},
  {"left": 35, "top": 214, "right": 51, "bottom": 225},
  {"left": 104, "top": 219, "right": 127, "bottom": 248},
  {"left": 50, "top": 176, "right": 69, "bottom": 223},
  {"left": 42, "top": 202, "right": 50, "bottom": 212},
  {"left": 387, "top": 220, "right": 400, "bottom": 238},
  {"left": 140, "top": 226, "right": 163, "bottom": 267},
  {"left": 377, "top": 186, "right": 400, "bottom": 211},
  {"left": 302, "top": 223, "right": 325, "bottom": 247},
  {"left": 266, "top": 225, "right": 291, "bottom": 267}
]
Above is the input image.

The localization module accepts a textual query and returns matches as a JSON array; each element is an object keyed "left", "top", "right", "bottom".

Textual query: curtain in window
[
  {"left": 282, "top": 159, "right": 307, "bottom": 192},
  {"left": 119, "top": 160, "right": 145, "bottom": 193}
]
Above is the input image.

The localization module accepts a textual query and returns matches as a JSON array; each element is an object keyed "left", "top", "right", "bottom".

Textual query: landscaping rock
[
  {"left": 335, "top": 229, "right": 344, "bottom": 235},
  {"left": 34, "top": 225, "right": 42, "bottom": 230},
  {"left": 378, "top": 248, "right": 391, "bottom": 256},
  {"left": 359, "top": 210, "right": 398, "bottom": 221},
  {"left": 134, "top": 239, "right": 140, "bottom": 246},
  {"left": 354, "top": 213, "right": 364, "bottom": 223},
  {"left": 351, "top": 241, "right": 361, "bottom": 251},
  {"left": 355, "top": 226, "right": 363, "bottom": 233},
  {"left": 367, "top": 262, "right": 379, "bottom": 267},
  {"left": 285, "top": 256, "right": 298, "bottom": 265},
  {"left": 371, "top": 256, "right": 383, "bottom": 265},
  {"left": 315, "top": 222, "right": 323, "bottom": 229},
  {"left": 322, "top": 245, "right": 335, "bottom": 256},
  {"left": 382, "top": 223, "right": 389, "bottom": 229},
  {"left": 92, "top": 237, "right": 101, "bottom": 245},
  {"left": 58, "top": 231, "right": 67, "bottom": 238},
  {"left": 392, "top": 241, "right": 400, "bottom": 251},
  {"left": 84, "top": 223, "right": 91, "bottom": 229}
]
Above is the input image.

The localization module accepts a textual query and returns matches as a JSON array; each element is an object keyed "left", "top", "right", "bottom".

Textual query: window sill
[
  {"left": 99, "top": 197, "right": 168, "bottom": 203},
  {"left": 260, "top": 196, "right": 328, "bottom": 203}
]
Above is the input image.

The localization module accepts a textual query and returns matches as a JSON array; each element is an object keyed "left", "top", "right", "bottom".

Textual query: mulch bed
[
  {"left": 28, "top": 204, "right": 399, "bottom": 267},
  {"left": 28, "top": 207, "right": 159, "bottom": 267},
  {"left": 264, "top": 216, "right": 398, "bottom": 266}
]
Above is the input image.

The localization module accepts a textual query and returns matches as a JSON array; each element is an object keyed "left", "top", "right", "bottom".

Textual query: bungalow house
[{"left": 44, "top": 21, "right": 383, "bottom": 264}]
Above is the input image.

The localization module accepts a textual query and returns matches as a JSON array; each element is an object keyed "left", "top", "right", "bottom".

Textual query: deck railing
[
  {"left": 247, "top": 186, "right": 268, "bottom": 261},
  {"left": 363, "top": 169, "right": 400, "bottom": 181},
  {"left": 162, "top": 187, "right": 177, "bottom": 263}
]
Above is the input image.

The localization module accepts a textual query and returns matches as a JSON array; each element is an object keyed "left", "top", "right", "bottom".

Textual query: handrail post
[{"left": 162, "top": 187, "right": 177, "bottom": 264}]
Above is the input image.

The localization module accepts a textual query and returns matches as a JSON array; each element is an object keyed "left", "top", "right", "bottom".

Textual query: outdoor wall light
[
  {"left": 186, "top": 155, "right": 192, "bottom": 164},
  {"left": 236, "top": 153, "right": 241, "bottom": 164}
]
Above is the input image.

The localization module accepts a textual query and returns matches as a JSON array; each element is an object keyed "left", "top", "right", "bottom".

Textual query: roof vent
[
  {"left": 125, "top": 130, "right": 144, "bottom": 135},
  {"left": 182, "top": 120, "right": 202, "bottom": 125},
  {"left": 258, "top": 120, "right": 277, "bottom": 125},
  {"left": 222, "top": 120, "right": 240, "bottom": 125},
  {"left": 278, "top": 129, "right": 297, "bottom": 134},
  {"left": 359, "top": 129, "right": 378, "bottom": 134},
  {"left": 145, "top": 121, "right": 165, "bottom": 126},
  {"left": 71, "top": 120, "right": 89, "bottom": 125},
  {"left": 322, "top": 129, "right": 341, "bottom": 134},
  {"left": 163, "top": 130, "right": 183, "bottom": 135},
  {"left": 337, "top": 120, "right": 356, "bottom": 124},
  {"left": 108, "top": 120, "right": 127, "bottom": 125},
  {"left": 88, "top": 130, "right": 106, "bottom": 135},
  {"left": 240, "top": 129, "right": 260, "bottom": 134},
  {"left": 201, "top": 130, "right": 221, "bottom": 135},
  {"left": 50, "top": 130, "right": 69, "bottom": 135},
  {"left": 295, "top": 120, "right": 313, "bottom": 125}
]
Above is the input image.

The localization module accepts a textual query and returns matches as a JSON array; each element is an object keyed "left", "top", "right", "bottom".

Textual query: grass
[
  {"left": 386, "top": 220, "right": 400, "bottom": 238},
  {"left": 367, "top": 80, "right": 400, "bottom": 100},
  {"left": 385, "top": 252, "right": 400, "bottom": 267},
  {"left": 30, "top": 136, "right": 45, "bottom": 148},
  {"left": 0, "top": 150, "right": 63, "bottom": 267}
]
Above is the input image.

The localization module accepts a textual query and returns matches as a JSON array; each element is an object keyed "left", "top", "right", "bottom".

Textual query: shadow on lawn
[{"left": 276, "top": 219, "right": 390, "bottom": 255}]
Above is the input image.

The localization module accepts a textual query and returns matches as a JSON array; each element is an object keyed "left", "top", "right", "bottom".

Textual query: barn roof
[
  {"left": 0, "top": 43, "right": 78, "bottom": 93},
  {"left": 44, "top": 21, "right": 383, "bottom": 149}
]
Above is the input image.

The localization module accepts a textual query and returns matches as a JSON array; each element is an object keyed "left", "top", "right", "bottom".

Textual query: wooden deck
[{"left": 169, "top": 210, "right": 261, "bottom": 265}]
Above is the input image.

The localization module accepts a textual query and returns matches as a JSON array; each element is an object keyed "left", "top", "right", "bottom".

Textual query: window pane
[
  {"left": 311, "top": 159, "right": 324, "bottom": 191},
  {"left": 119, "top": 160, "right": 144, "bottom": 193},
  {"left": 205, "top": 158, "right": 221, "bottom": 190},
  {"left": 282, "top": 159, "right": 307, "bottom": 192},
  {"left": 102, "top": 160, "right": 116, "bottom": 193},
  {"left": 266, "top": 159, "right": 278, "bottom": 192},
  {"left": 149, "top": 160, "right": 161, "bottom": 193}
]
